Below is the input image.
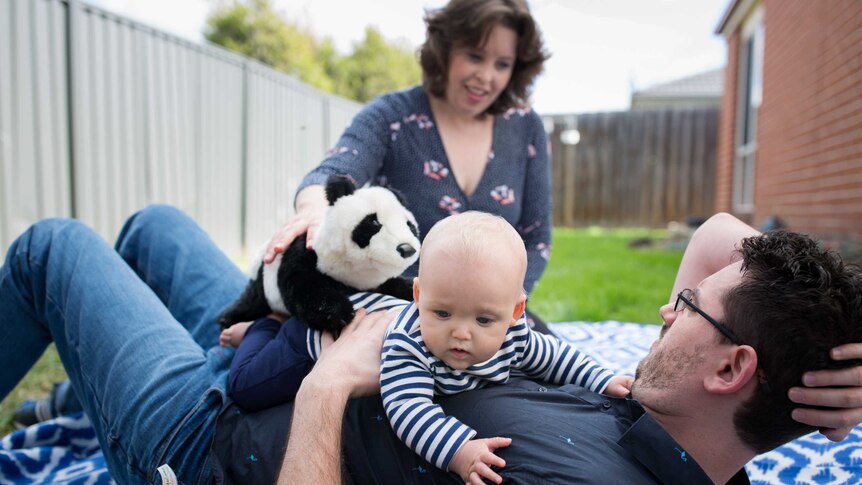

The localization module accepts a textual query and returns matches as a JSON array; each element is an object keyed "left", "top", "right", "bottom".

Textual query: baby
[{"left": 380, "top": 211, "right": 632, "bottom": 484}]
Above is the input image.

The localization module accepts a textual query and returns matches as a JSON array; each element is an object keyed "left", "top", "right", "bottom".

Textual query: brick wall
[
  {"left": 715, "top": 30, "right": 740, "bottom": 215},
  {"left": 717, "top": 0, "right": 862, "bottom": 245}
]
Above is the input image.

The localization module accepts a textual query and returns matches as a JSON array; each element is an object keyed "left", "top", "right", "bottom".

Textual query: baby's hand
[
  {"left": 449, "top": 437, "right": 512, "bottom": 485},
  {"left": 602, "top": 375, "right": 634, "bottom": 397}
]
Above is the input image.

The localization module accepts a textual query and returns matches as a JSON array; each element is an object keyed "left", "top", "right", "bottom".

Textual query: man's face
[{"left": 632, "top": 262, "right": 744, "bottom": 412}]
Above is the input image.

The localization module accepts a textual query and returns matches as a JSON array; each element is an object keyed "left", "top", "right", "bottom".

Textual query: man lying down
[{"left": 213, "top": 213, "right": 862, "bottom": 484}]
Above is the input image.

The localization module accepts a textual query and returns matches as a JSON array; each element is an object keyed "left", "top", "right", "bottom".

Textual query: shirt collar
[{"left": 618, "top": 411, "right": 749, "bottom": 485}]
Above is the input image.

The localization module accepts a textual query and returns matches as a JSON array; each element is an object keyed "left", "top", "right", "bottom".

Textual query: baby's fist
[
  {"left": 449, "top": 437, "right": 512, "bottom": 485},
  {"left": 603, "top": 375, "right": 634, "bottom": 397}
]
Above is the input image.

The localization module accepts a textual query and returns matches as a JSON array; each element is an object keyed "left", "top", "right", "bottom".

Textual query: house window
[{"left": 733, "top": 6, "right": 764, "bottom": 213}]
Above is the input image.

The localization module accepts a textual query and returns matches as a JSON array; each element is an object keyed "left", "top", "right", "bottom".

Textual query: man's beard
[{"left": 634, "top": 342, "right": 708, "bottom": 392}]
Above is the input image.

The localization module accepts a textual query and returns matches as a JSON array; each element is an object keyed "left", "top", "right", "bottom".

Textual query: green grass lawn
[
  {"left": 530, "top": 227, "right": 683, "bottom": 324},
  {"left": 0, "top": 345, "right": 69, "bottom": 436},
  {"left": 0, "top": 226, "right": 683, "bottom": 436}
]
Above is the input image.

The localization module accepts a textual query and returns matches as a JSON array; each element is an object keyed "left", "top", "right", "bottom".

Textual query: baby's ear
[
  {"left": 511, "top": 293, "right": 527, "bottom": 326},
  {"left": 413, "top": 277, "right": 420, "bottom": 302}
]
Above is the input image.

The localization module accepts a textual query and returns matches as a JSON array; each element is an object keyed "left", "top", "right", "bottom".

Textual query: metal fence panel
[
  {"left": 0, "top": 0, "right": 361, "bottom": 261},
  {"left": 196, "top": 54, "right": 245, "bottom": 259},
  {"left": 243, "top": 66, "right": 329, "bottom": 252},
  {"left": 0, "top": 0, "right": 72, "bottom": 256}
]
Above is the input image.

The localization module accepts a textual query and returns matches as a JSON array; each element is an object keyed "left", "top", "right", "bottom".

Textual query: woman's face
[{"left": 443, "top": 24, "right": 517, "bottom": 119}]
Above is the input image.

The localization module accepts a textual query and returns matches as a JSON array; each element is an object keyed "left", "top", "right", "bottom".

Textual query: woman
[{"left": 266, "top": 0, "right": 552, "bottom": 295}]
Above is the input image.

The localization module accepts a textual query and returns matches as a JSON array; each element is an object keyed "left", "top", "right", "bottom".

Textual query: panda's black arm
[
  {"left": 218, "top": 267, "right": 272, "bottom": 328},
  {"left": 283, "top": 270, "right": 356, "bottom": 333},
  {"left": 374, "top": 277, "right": 414, "bottom": 302}
]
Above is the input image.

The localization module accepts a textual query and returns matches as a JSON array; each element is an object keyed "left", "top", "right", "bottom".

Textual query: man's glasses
[{"left": 674, "top": 288, "right": 744, "bottom": 345}]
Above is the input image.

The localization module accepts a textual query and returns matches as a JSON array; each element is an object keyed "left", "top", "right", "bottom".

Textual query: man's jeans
[{"left": 0, "top": 205, "right": 245, "bottom": 484}]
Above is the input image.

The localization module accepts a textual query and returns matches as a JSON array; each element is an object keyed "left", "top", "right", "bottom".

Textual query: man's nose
[{"left": 659, "top": 303, "right": 677, "bottom": 335}]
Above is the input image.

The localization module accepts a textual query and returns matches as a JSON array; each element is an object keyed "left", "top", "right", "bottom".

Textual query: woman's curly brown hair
[{"left": 420, "top": 0, "right": 550, "bottom": 115}]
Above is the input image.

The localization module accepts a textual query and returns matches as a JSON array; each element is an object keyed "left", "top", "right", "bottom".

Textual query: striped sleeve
[
  {"left": 380, "top": 306, "right": 476, "bottom": 471},
  {"left": 513, "top": 323, "right": 615, "bottom": 393},
  {"left": 306, "top": 292, "right": 409, "bottom": 361}
]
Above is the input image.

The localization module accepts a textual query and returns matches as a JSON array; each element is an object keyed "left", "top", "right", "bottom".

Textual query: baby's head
[{"left": 414, "top": 211, "right": 528, "bottom": 370}]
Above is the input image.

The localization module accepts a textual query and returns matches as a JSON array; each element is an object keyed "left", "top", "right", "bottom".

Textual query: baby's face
[{"left": 416, "top": 251, "right": 524, "bottom": 370}]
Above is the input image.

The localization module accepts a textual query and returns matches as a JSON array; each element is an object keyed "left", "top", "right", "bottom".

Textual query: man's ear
[
  {"left": 511, "top": 293, "right": 527, "bottom": 326},
  {"left": 704, "top": 345, "right": 758, "bottom": 395},
  {"left": 413, "top": 277, "right": 420, "bottom": 303}
]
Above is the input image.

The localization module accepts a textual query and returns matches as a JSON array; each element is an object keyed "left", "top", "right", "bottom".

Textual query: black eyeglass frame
[{"left": 674, "top": 288, "right": 744, "bottom": 346}]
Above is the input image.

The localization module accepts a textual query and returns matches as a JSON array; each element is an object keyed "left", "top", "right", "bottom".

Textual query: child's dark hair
[{"left": 420, "top": 0, "right": 549, "bottom": 115}]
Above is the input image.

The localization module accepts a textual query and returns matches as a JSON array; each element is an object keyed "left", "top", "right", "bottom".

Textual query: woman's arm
[{"left": 518, "top": 111, "right": 553, "bottom": 294}]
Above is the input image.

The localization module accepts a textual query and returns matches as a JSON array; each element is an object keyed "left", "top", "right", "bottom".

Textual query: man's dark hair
[
  {"left": 724, "top": 231, "right": 862, "bottom": 453},
  {"left": 419, "top": 0, "right": 550, "bottom": 115}
]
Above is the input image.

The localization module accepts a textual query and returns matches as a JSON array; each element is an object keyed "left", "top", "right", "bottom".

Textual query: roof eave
[{"left": 715, "top": 0, "right": 759, "bottom": 37}]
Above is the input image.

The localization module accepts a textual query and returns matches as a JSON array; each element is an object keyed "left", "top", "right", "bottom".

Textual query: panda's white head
[{"left": 313, "top": 175, "right": 420, "bottom": 290}]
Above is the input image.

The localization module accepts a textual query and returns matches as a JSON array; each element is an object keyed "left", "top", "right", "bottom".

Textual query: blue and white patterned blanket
[{"left": 2, "top": 321, "right": 861, "bottom": 484}]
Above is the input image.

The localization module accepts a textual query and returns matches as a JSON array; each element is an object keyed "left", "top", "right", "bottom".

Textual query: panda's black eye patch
[
  {"left": 407, "top": 220, "right": 419, "bottom": 239},
  {"left": 353, "top": 213, "right": 382, "bottom": 248}
]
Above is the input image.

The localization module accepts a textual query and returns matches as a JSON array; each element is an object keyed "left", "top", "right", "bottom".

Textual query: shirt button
[
  {"left": 602, "top": 400, "right": 612, "bottom": 409},
  {"left": 538, "top": 386, "right": 547, "bottom": 392}
]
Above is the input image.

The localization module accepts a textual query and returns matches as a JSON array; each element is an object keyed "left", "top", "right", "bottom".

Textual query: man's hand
[
  {"left": 448, "top": 437, "right": 512, "bottom": 485},
  {"left": 602, "top": 375, "right": 634, "bottom": 397},
  {"left": 278, "top": 309, "right": 393, "bottom": 485},
  {"left": 789, "top": 343, "right": 862, "bottom": 441},
  {"left": 311, "top": 309, "right": 392, "bottom": 398}
]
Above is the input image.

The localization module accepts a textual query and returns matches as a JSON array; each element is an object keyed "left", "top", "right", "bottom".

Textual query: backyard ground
[{"left": 0, "top": 227, "right": 683, "bottom": 436}]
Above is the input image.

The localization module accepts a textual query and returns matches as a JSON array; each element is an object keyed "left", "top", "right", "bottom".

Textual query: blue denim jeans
[{"left": 0, "top": 205, "right": 245, "bottom": 484}]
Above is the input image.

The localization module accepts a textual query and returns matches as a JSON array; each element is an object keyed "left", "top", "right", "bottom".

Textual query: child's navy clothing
[{"left": 228, "top": 292, "right": 408, "bottom": 410}]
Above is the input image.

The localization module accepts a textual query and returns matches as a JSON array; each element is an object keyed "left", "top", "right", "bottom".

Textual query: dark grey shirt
[{"left": 211, "top": 378, "right": 749, "bottom": 484}]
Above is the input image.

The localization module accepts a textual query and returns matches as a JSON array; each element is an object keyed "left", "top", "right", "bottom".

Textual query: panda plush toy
[{"left": 218, "top": 175, "right": 420, "bottom": 333}]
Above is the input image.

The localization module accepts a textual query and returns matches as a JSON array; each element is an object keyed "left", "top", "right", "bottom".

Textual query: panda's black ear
[
  {"left": 385, "top": 185, "right": 408, "bottom": 206},
  {"left": 325, "top": 175, "right": 355, "bottom": 205}
]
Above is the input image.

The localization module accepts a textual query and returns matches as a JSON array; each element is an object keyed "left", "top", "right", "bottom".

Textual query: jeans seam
[{"left": 148, "top": 388, "right": 220, "bottom": 477}]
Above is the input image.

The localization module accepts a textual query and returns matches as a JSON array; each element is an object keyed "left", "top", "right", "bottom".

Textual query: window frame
[{"left": 732, "top": 5, "right": 764, "bottom": 214}]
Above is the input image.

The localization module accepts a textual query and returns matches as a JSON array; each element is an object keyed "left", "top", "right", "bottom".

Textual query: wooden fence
[{"left": 547, "top": 107, "right": 719, "bottom": 228}]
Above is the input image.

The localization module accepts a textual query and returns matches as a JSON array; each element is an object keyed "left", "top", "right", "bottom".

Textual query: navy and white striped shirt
[
  {"left": 305, "top": 292, "right": 410, "bottom": 360},
  {"left": 380, "top": 302, "right": 616, "bottom": 471}
]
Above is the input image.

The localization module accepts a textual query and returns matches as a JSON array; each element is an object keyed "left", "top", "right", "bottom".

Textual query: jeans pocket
[{"left": 148, "top": 387, "right": 226, "bottom": 485}]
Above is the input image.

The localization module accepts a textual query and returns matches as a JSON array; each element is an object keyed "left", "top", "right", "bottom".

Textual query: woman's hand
[
  {"left": 263, "top": 185, "right": 328, "bottom": 263},
  {"left": 789, "top": 343, "right": 862, "bottom": 441}
]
